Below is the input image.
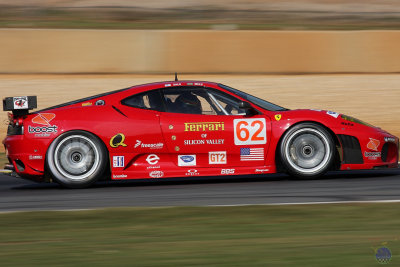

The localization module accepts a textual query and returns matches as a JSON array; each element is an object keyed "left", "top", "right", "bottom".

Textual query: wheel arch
[
  {"left": 44, "top": 129, "right": 111, "bottom": 182},
  {"left": 274, "top": 120, "right": 342, "bottom": 173}
]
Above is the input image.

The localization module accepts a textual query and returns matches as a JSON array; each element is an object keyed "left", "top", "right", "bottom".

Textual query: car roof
[{"left": 36, "top": 80, "right": 220, "bottom": 113}]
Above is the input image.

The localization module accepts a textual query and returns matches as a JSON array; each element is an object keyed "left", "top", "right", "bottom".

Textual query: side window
[
  {"left": 122, "top": 90, "right": 164, "bottom": 111},
  {"left": 206, "top": 89, "right": 247, "bottom": 115},
  {"left": 161, "top": 87, "right": 247, "bottom": 115},
  {"left": 162, "top": 88, "right": 215, "bottom": 115}
]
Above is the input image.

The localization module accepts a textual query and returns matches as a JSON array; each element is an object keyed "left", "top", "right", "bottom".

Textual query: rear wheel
[
  {"left": 279, "top": 123, "right": 335, "bottom": 178},
  {"left": 46, "top": 131, "right": 107, "bottom": 188}
]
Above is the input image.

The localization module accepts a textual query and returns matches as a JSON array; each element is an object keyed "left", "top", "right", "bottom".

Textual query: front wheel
[
  {"left": 46, "top": 131, "right": 108, "bottom": 188},
  {"left": 279, "top": 123, "right": 335, "bottom": 178}
]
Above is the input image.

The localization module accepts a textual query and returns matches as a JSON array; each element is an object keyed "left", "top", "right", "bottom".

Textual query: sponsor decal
[
  {"left": 113, "top": 174, "right": 127, "bottom": 179},
  {"left": 147, "top": 165, "right": 160, "bottom": 170},
  {"left": 364, "top": 151, "right": 381, "bottom": 160},
  {"left": 184, "top": 122, "right": 224, "bottom": 132},
  {"left": 171, "top": 135, "right": 176, "bottom": 140},
  {"left": 13, "top": 96, "right": 28, "bottom": 109},
  {"left": 146, "top": 154, "right": 160, "bottom": 165},
  {"left": 201, "top": 134, "right": 207, "bottom": 138},
  {"left": 28, "top": 125, "right": 58, "bottom": 134},
  {"left": 221, "top": 169, "right": 235, "bottom": 175},
  {"left": 175, "top": 146, "right": 180, "bottom": 151},
  {"left": 29, "top": 113, "right": 58, "bottom": 135},
  {"left": 32, "top": 113, "right": 56, "bottom": 126},
  {"left": 341, "top": 122, "right": 354, "bottom": 126},
  {"left": 367, "top": 138, "right": 380, "bottom": 151},
  {"left": 149, "top": 170, "right": 164, "bottom": 178},
  {"left": 274, "top": 114, "right": 281, "bottom": 121},
  {"left": 209, "top": 151, "right": 227, "bottom": 164},
  {"left": 134, "top": 140, "right": 164, "bottom": 150},
  {"left": 110, "top": 133, "right": 127, "bottom": 148},
  {"left": 185, "top": 169, "right": 200, "bottom": 176},
  {"left": 169, "top": 125, "right": 174, "bottom": 130},
  {"left": 234, "top": 118, "right": 267, "bottom": 145},
  {"left": 384, "top": 137, "right": 396, "bottom": 143},
  {"left": 178, "top": 155, "right": 196, "bottom": 166},
  {"left": 255, "top": 168, "right": 269, "bottom": 173},
  {"left": 29, "top": 155, "right": 43, "bottom": 160},
  {"left": 326, "top": 111, "right": 340, "bottom": 118},
  {"left": 82, "top": 102, "right": 92, "bottom": 106},
  {"left": 113, "top": 156, "right": 124, "bottom": 168},
  {"left": 184, "top": 139, "right": 224, "bottom": 145},
  {"left": 240, "top": 147, "right": 264, "bottom": 161}
]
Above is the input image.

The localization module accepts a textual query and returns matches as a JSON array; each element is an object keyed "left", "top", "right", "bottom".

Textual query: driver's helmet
[{"left": 175, "top": 92, "right": 202, "bottom": 114}]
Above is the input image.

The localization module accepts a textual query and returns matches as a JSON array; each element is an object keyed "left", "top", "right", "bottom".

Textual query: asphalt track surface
[{"left": 0, "top": 168, "right": 399, "bottom": 212}]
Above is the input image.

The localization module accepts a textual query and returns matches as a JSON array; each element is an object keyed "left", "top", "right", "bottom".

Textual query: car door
[{"left": 159, "top": 87, "right": 271, "bottom": 171}]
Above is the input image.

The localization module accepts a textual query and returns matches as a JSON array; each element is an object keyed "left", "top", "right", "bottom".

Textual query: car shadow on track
[{"left": 11, "top": 168, "right": 400, "bottom": 190}]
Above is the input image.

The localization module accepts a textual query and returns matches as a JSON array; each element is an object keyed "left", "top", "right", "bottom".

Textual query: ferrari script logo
[
  {"left": 274, "top": 114, "right": 281, "bottom": 121},
  {"left": 367, "top": 138, "right": 380, "bottom": 151},
  {"left": 184, "top": 122, "right": 224, "bottom": 132}
]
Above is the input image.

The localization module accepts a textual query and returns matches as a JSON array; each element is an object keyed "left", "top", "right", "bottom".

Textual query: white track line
[{"left": 211, "top": 199, "right": 400, "bottom": 207}]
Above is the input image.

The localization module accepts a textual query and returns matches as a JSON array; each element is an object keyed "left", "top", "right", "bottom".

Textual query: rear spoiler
[{"left": 3, "top": 96, "right": 37, "bottom": 116}]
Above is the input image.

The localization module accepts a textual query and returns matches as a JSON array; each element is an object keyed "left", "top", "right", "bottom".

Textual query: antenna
[{"left": 175, "top": 72, "right": 178, "bottom": 81}]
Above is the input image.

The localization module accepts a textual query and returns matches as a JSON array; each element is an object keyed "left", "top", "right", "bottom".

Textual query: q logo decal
[
  {"left": 274, "top": 114, "right": 281, "bottom": 121},
  {"left": 110, "top": 133, "right": 127, "bottom": 148}
]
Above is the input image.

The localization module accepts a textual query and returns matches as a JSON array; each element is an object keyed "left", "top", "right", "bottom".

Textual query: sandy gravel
[{"left": 0, "top": 74, "right": 399, "bottom": 150}]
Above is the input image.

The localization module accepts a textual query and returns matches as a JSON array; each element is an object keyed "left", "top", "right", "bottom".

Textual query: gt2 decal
[
  {"left": 233, "top": 118, "right": 267, "bottom": 145},
  {"left": 209, "top": 151, "right": 227, "bottom": 164}
]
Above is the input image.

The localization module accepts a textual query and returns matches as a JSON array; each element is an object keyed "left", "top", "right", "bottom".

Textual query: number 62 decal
[{"left": 233, "top": 118, "right": 267, "bottom": 145}]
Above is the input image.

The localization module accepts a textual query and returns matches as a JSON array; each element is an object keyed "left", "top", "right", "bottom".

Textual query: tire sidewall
[
  {"left": 46, "top": 130, "right": 107, "bottom": 188},
  {"left": 279, "top": 123, "right": 335, "bottom": 178}
]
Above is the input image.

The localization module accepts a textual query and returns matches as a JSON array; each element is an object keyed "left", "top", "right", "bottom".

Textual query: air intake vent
[{"left": 338, "top": 135, "right": 364, "bottom": 164}]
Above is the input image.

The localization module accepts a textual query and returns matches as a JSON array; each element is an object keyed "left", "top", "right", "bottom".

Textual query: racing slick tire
[
  {"left": 46, "top": 131, "right": 108, "bottom": 188},
  {"left": 279, "top": 123, "right": 335, "bottom": 178}
]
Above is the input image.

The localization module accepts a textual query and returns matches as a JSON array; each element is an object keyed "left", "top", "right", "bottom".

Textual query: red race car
[{"left": 2, "top": 80, "right": 399, "bottom": 188}]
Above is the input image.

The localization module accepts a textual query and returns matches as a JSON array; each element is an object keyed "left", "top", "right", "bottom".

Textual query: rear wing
[{"left": 3, "top": 96, "right": 37, "bottom": 116}]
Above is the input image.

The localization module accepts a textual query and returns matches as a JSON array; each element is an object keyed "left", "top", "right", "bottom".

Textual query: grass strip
[{"left": 0, "top": 203, "right": 398, "bottom": 266}]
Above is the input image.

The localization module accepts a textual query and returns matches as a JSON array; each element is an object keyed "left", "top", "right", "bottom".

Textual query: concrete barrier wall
[{"left": 1, "top": 29, "right": 400, "bottom": 73}]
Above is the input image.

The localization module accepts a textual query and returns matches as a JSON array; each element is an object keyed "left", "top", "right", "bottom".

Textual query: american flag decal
[{"left": 240, "top": 147, "right": 264, "bottom": 161}]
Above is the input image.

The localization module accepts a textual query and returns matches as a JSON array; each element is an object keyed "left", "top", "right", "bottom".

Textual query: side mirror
[
  {"left": 238, "top": 101, "right": 258, "bottom": 116},
  {"left": 238, "top": 101, "right": 252, "bottom": 109}
]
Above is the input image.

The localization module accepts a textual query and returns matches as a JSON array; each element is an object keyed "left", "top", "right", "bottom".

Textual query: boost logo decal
[
  {"left": 367, "top": 138, "right": 380, "bottom": 151},
  {"left": 29, "top": 113, "right": 58, "bottom": 135},
  {"left": 32, "top": 113, "right": 56, "bottom": 126},
  {"left": 110, "top": 133, "right": 127, "bottom": 148}
]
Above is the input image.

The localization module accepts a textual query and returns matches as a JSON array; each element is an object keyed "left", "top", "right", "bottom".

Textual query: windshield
[{"left": 218, "top": 84, "right": 288, "bottom": 111}]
